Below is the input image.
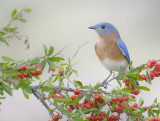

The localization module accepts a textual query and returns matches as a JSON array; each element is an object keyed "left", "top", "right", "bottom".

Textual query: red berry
[
  {"left": 135, "top": 90, "right": 140, "bottom": 95},
  {"left": 114, "top": 115, "right": 119, "bottom": 120},
  {"left": 111, "top": 108, "right": 117, "bottom": 113},
  {"left": 79, "top": 103, "right": 85, "bottom": 108},
  {"left": 24, "top": 72, "right": 29, "bottom": 77},
  {"left": 53, "top": 114, "right": 62, "bottom": 121},
  {"left": 58, "top": 95, "right": 64, "bottom": 98},
  {"left": 155, "top": 63, "right": 160, "bottom": 69},
  {"left": 132, "top": 96, "right": 135, "bottom": 99},
  {"left": 124, "top": 96, "right": 129, "bottom": 101},
  {"left": 42, "top": 97, "right": 46, "bottom": 100},
  {"left": 111, "top": 97, "right": 116, "bottom": 101},
  {"left": 50, "top": 68, "right": 55, "bottom": 71},
  {"left": 67, "top": 108, "right": 72, "bottom": 111},
  {"left": 52, "top": 94, "right": 58, "bottom": 98},
  {"left": 117, "top": 106, "right": 122, "bottom": 111},
  {"left": 95, "top": 95, "right": 101, "bottom": 101},
  {"left": 90, "top": 115, "right": 95, "bottom": 121},
  {"left": 69, "top": 105, "right": 75, "bottom": 110},
  {"left": 131, "top": 90, "right": 135, "bottom": 94},
  {"left": 150, "top": 71, "right": 155, "bottom": 77},
  {"left": 117, "top": 96, "right": 123, "bottom": 102},
  {"left": 155, "top": 71, "right": 160, "bottom": 77},
  {"left": 74, "top": 89, "right": 80, "bottom": 95},
  {"left": 90, "top": 100, "right": 95, "bottom": 106},
  {"left": 150, "top": 75, "right": 154, "bottom": 80},
  {"left": 84, "top": 99, "right": 88, "bottom": 103},
  {"left": 59, "top": 70, "right": 64, "bottom": 74},
  {"left": 98, "top": 99, "right": 104, "bottom": 103},
  {"left": 71, "top": 95, "right": 76, "bottom": 100},
  {"left": 17, "top": 72, "right": 23, "bottom": 78},
  {"left": 117, "top": 101, "right": 122, "bottom": 106},
  {"left": 150, "top": 59, "right": 157, "bottom": 66},
  {"left": 158, "top": 117, "right": 160, "bottom": 121},
  {"left": 84, "top": 103, "right": 92, "bottom": 109},
  {"left": 147, "top": 63, "right": 153, "bottom": 68},
  {"left": 31, "top": 71, "right": 39, "bottom": 76},
  {"left": 21, "top": 65, "right": 27, "bottom": 71},
  {"left": 141, "top": 75, "right": 146, "bottom": 80},
  {"left": 125, "top": 80, "right": 129, "bottom": 86},
  {"left": 95, "top": 115, "right": 103, "bottom": 121},
  {"left": 133, "top": 103, "right": 138, "bottom": 108},
  {"left": 99, "top": 112, "right": 106, "bottom": 118},
  {"left": 35, "top": 64, "right": 42, "bottom": 69}
]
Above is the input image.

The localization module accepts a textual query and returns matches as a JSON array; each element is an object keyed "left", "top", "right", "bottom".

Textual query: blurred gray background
[{"left": 0, "top": 0, "right": 160, "bottom": 121}]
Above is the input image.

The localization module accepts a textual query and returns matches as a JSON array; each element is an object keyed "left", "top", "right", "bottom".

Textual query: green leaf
[
  {"left": 41, "top": 60, "right": 46, "bottom": 70},
  {"left": 0, "top": 36, "right": 9, "bottom": 46},
  {"left": 81, "top": 86, "right": 91, "bottom": 90},
  {"left": 0, "top": 97, "right": 6, "bottom": 99},
  {"left": 148, "top": 107, "right": 152, "bottom": 117},
  {"left": 43, "top": 44, "right": 48, "bottom": 55},
  {"left": 54, "top": 98, "right": 72, "bottom": 103},
  {"left": 48, "top": 57, "right": 64, "bottom": 62},
  {"left": 74, "top": 81, "right": 83, "bottom": 88},
  {"left": 5, "top": 70, "right": 19, "bottom": 77},
  {"left": 139, "top": 98, "right": 144, "bottom": 106},
  {"left": 125, "top": 69, "right": 140, "bottom": 78},
  {"left": 72, "top": 69, "right": 78, "bottom": 76},
  {"left": 65, "top": 99, "right": 78, "bottom": 106},
  {"left": 136, "top": 86, "right": 150, "bottom": 91},
  {"left": 29, "top": 58, "right": 40, "bottom": 65},
  {"left": 19, "top": 18, "right": 27, "bottom": 22},
  {"left": 19, "top": 82, "right": 32, "bottom": 94},
  {"left": 47, "top": 46, "right": 54, "bottom": 56},
  {"left": 2, "top": 56, "right": 14, "bottom": 61},
  {"left": 146, "top": 71, "right": 151, "bottom": 84},
  {"left": 154, "top": 98, "right": 157, "bottom": 104},
  {"left": 22, "top": 89, "right": 29, "bottom": 99},
  {"left": 11, "top": 9, "right": 17, "bottom": 19},
  {"left": 2, "top": 82, "right": 12, "bottom": 96},
  {"left": 94, "top": 83, "right": 101, "bottom": 90},
  {"left": 24, "top": 7, "right": 31, "bottom": 12},
  {"left": 121, "top": 87, "right": 131, "bottom": 93},
  {"left": 41, "top": 86, "right": 54, "bottom": 92}
]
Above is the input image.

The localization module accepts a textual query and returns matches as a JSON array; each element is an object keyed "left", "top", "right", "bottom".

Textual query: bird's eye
[{"left": 101, "top": 25, "right": 105, "bottom": 29}]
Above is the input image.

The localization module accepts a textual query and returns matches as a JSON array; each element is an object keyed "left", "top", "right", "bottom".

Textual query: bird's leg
[{"left": 101, "top": 71, "right": 112, "bottom": 88}]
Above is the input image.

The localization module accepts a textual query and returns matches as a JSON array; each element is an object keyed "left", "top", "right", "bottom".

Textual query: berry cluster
[
  {"left": 17, "top": 64, "right": 42, "bottom": 78},
  {"left": 89, "top": 112, "right": 106, "bottom": 121},
  {"left": 125, "top": 80, "right": 140, "bottom": 98},
  {"left": 149, "top": 117, "right": 160, "bottom": 121},
  {"left": 141, "top": 59, "right": 160, "bottom": 81},
  {"left": 110, "top": 96, "right": 138, "bottom": 117},
  {"left": 48, "top": 90, "right": 65, "bottom": 99}
]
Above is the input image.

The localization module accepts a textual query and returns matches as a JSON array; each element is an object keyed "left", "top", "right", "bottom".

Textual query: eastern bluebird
[{"left": 89, "top": 22, "right": 134, "bottom": 87}]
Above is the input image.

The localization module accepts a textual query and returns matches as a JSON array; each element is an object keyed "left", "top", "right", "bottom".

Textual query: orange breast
[{"left": 95, "top": 32, "right": 128, "bottom": 66}]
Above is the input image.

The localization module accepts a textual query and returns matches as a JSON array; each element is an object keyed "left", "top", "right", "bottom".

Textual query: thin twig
[
  {"left": 30, "top": 85, "right": 71, "bottom": 121},
  {"left": 71, "top": 42, "right": 89, "bottom": 61},
  {"left": 58, "top": 42, "right": 88, "bottom": 88},
  {"left": 30, "top": 86, "right": 51, "bottom": 114},
  {"left": 30, "top": 85, "right": 111, "bottom": 95}
]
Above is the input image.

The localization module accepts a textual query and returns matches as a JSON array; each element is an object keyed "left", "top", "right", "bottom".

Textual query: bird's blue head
[{"left": 89, "top": 22, "right": 120, "bottom": 39}]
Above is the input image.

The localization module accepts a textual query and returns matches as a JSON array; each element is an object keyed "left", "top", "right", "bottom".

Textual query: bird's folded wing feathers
[{"left": 117, "top": 40, "right": 130, "bottom": 63}]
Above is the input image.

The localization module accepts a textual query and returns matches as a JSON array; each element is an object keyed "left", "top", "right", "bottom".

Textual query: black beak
[{"left": 88, "top": 26, "right": 96, "bottom": 29}]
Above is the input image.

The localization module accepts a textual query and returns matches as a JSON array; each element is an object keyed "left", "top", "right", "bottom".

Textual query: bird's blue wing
[{"left": 117, "top": 40, "right": 130, "bottom": 63}]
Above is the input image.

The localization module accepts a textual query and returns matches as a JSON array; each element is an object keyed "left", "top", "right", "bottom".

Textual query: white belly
[{"left": 102, "top": 58, "right": 129, "bottom": 72}]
